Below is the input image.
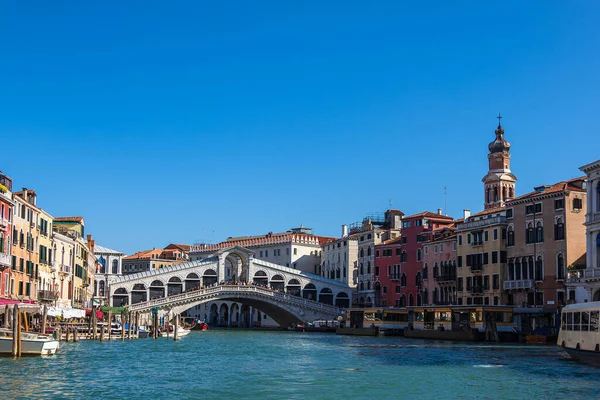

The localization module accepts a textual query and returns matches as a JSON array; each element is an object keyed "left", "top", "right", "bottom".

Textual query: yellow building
[
  {"left": 53, "top": 217, "right": 94, "bottom": 308},
  {"left": 51, "top": 231, "right": 75, "bottom": 307},
  {"left": 11, "top": 188, "right": 41, "bottom": 301},
  {"left": 37, "top": 208, "right": 54, "bottom": 304}
]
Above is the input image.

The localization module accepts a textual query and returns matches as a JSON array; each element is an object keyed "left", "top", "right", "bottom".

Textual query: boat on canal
[
  {"left": 160, "top": 325, "right": 191, "bottom": 338},
  {"left": 0, "top": 328, "right": 60, "bottom": 356},
  {"left": 557, "top": 301, "right": 600, "bottom": 365}
]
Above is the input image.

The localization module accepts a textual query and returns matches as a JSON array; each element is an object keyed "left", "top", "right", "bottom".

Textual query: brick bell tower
[{"left": 482, "top": 114, "right": 517, "bottom": 209}]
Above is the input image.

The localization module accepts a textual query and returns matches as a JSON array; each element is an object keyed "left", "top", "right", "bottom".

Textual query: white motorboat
[
  {"left": 159, "top": 325, "right": 191, "bottom": 338},
  {"left": 0, "top": 328, "right": 60, "bottom": 356}
]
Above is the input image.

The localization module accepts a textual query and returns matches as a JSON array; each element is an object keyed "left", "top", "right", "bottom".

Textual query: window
[
  {"left": 535, "top": 256, "right": 543, "bottom": 281},
  {"left": 506, "top": 208, "right": 513, "bottom": 219},
  {"left": 526, "top": 223, "right": 534, "bottom": 244},
  {"left": 536, "top": 222, "right": 544, "bottom": 243},
  {"left": 555, "top": 218, "right": 565, "bottom": 240},
  {"left": 493, "top": 274, "right": 499, "bottom": 289},
  {"left": 457, "top": 256, "right": 462, "bottom": 268},
  {"left": 467, "top": 234, "right": 471, "bottom": 245},
  {"left": 507, "top": 227, "right": 515, "bottom": 246},
  {"left": 484, "top": 231, "right": 489, "bottom": 242},
  {"left": 293, "top": 248, "right": 297, "bottom": 255},
  {"left": 375, "top": 266, "right": 379, "bottom": 276},
  {"left": 402, "top": 221, "right": 411, "bottom": 229},
  {"left": 493, "top": 229, "right": 498, "bottom": 241},
  {"left": 375, "top": 250, "right": 379, "bottom": 258},
  {"left": 557, "top": 253, "right": 565, "bottom": 280},
  {"left": 458, "top": 235, "right": 462, "bottom": 246},
  {"left": 492, "top": 251, "right": 498, "bottom": 264},
  {"left": 457, "top": 277, "right": 463, "bottom": 291},
  {"left": 416, "top": 249, "right": 422, "bottom": 261},
  {"left": 573, "top": 198, "right": 583, "bottom": 210},
  {"left": 554, "top": 199, "right": 564, "bottom": 210}
]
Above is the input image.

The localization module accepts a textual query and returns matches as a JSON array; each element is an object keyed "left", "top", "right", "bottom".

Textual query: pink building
[
  {"left": 423, "top": 227, "right": 458, "bottom": 306},
  {"left": 0, "top": 171, "right": 13, "bottom": 299}
]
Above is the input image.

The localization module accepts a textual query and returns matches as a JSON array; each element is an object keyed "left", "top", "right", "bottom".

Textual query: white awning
[{"left": 47, "top": 306, "right": 86, "bottom": 319}]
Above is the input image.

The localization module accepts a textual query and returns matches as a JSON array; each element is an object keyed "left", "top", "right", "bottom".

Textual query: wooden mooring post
[
  {"left": 174, "top": 314, "right": 179, "bottom": 342},
  {"left": 41, "top": 305, "right": 48, "bottom": 336},
  {"left": 121, "top": 312, "right": 126, "bottom": 341},
  {"left": 3, "top": 305, "right": 9, "bottom": 328},
  {"left": 17, "top": 309, "right": 22, "bottom": 358},
  {"left": 108, "top": 311, "right": 112, "bottom": 340},
  {"left": 127, "top": 311, "right": 132, "bottom": 340},
  {"left": 12, "top": 304, "right": 18, "bottom": 357}
]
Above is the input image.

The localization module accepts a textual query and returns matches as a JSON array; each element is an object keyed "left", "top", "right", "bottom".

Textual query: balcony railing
[
  {"left": 38, "top": 290, "right": 54, "bottom": 302},
  {"left": 435, "top": 274, "right": 457, "bottom": 282},
  {"left": 471, "top": 241, "right": 483, "bottom": 246},
  {"left": 470, "top": 265, "right": 484, "bottom": 272},
  {"left": 503, "top": 280, "right": 535, "bottom": 290},
  {"left": 469, "top": 286, "right": 484, "bottom": 294},
  {"left": 389, "top": 274, "right": 401, "bottom": 280},
  {"left": 0, "top": 252, "right": 10, "bottom": 267},
  {"left": 584, "top": 268, "right": 600, "bottom": 280},
  {"left": 59, "top": 264, "right": 72, "bottom": 275},
  {"left": 587, "top": 212, "right": 600, "bottom": 224},
  {"left": 457, "top": 216, "right": 507, "bottom": 231}
]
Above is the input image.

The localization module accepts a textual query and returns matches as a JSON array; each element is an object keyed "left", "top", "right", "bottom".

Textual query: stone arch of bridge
[{"left": 219, "top": 247, "right": 253, "bottom": 283}]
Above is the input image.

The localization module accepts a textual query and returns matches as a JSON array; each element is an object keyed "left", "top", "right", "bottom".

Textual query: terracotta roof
[
  {"left": 404, "top": 211, "right": 454, "bottom": 220},
  {"left": 468, "top": 207, "right": 506, "bottom": 218},
  {"left": 376, "top": 237, "right": 403, "bottom": 247},
  {"left": 54, "top": 216, "right": 84, "bottom": 223},
  {"left": 165, "top": 244, "right": 191, "bottom": 251},
  {"left": 123, "top": 249, "right": 164, "bottom": 260},
  {"left": 508, "top": 177, "right": 587, "bottom": 203}
]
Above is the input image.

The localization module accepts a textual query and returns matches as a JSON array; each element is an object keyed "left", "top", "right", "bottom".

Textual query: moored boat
[
  {"left": 557, "top": 302, "right": 600, "bottom": 365},
  {"left": 160, "top": 325, "right": 191, "bottom": 338},
  {"left": 0, "top": 328, "right": 60, "bottom": 356}
]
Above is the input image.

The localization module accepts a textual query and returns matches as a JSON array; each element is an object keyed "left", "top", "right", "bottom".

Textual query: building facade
[
  {"left": 505, "top": 178, "right": 587, "bottom": 308},
  {"left": 374, "top": 237, "right": 402, "bottom": 307},
  {"left": 11, "top": 188, "right": 41, "bottom": 301},
  {"left": 0, "top": 172, "right": 13, "bottom": 299},
  {"left": 320, "top": 226, "right": 358, "bottom": 289},
  {"left": 576, "top": 160, "right": 600, "bottom": 301},
  {"left": 355, "top": 210, "right": 403, "bottom": 307},
  {"left": 51, "top": 231, "right": 76, "bottom": 307},
  {"left": 94, "top": 243, "right": 125, "bottom": 306},
  {"left": 398, "top": 210, "right": 454, "bottom": 307},
  {"left": 191, "top": 227, "right": 332, "bottom": 277},
  {"left": 423, "top": 227, "right": 458, "bottom": 306},
  {"left": 37, "top": 208, "right": 54, "bottom": 304}
]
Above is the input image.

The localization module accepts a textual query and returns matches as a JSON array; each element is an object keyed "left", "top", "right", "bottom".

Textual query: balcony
[
  {"left": 471, "top": 241, "right": 483, "bottom": 247},
  {"left": 0, "top": 218, "right": 7, "bottom": 230},
  {"left": 469, "top": 286, "right": 484, "bottom": 294},
  {"left": 470, "top": 265, "right": 484, "bottom": 272},
  {"left": 435, "top": 274, "right": 457, "bottom": 283},
  {"left": 503, "top": 280, "right": 535, "bottom": 290},
  {"left": 586, "top": 212, "right": 600, "bottom": 224},
  {"left": 38, "top": 290, "right": 54, "bottom": 302},
  {"left": 0, "top": 252, "right": 10, "bottom": 268},
  {"left": 583, "top": 268, "right": 600, "bottom": 280},
  {"left": 59, "top": 264, "right": 72, "bottom": 275},
  {"left": 390, "top": 274, "right": 401, "bottom": 281},
  {"left": 457, "top": 216, "right": 507, "bottom": 232}
]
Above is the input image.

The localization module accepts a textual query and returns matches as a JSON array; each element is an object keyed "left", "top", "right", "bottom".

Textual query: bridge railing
[{"left": 128, "top": 284, "right": 344, "bottom": 316}]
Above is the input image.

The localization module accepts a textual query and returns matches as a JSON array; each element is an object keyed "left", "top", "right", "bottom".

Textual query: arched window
[
  {"left": 535, "top": 256, "right": 543, "bottom": 281},
  {"left": 557, "top": 253, "right": 565, "bottom": 280},
  {"left": 367, "top": 247, "right": 371, "bottom": 256},
  {"left": 360, "top": 248, "right": 364, "bottom": 258},
  {"left": 360, "top": 263, "right": 364, "bottom": 275},
  {"left": 433, "top": 262, "right": 439, "bottom": 278},
  {"left": 423, "top": 263, "right": 428, "bottom": 280},
  {"left": 509, "top": 187, "right": 514, "bottom": 198},
  {"left": 596, "top": 233, "right": 600, "bottom": 269},
  {"left": 526, "top": 223, "right": 534, "bottom": 244},
  {"left": 493, "top": 186, "right": 498, "bottom": 202},
  {"left": 536, "top": 222, "right": 544, "bottom": 243},
  {"left": 401, "top": 251, "right": 407, "bottom": 263},
  {"left": 502, "top": 186, "right": 507, "bottom": 200},
  {"left": 112, "top": 259, "right": 118, "bottom": 274},
  {"left": 401, "top": 273, "right": 406, "bottom": 287},
  {"left": 508, "top": 260, "right": 514, "bottom": 280},
  {"left": 99, "top": 281, "right": 105, "bottom": 297},
  {"left": 486, "top": 187, "right": 491, "bottom": 203},
  {"left": 416, "top": 249, "right": 422, "bottom": 261},
  {"left": 554, "top": 218, "right": 565, "bottom": 240},
  {"left": 507, "top": 226, "right": 514, "bottom": 246}
]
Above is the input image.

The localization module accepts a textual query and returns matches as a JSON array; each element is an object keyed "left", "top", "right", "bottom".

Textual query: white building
[
  {"left": 579, "top": 159, "right": 600, "bottom": 301},
  {"left": 51, "top": 231, "right": 76, "bottom": 307},
  {"left": 93, "top": 243, "right": 125, "bottom": 306},
  {"left": 320, "top": 225, "right": 358, "bottom": 289},
  {"left": 190, "top": 227, "right": 332, "bottom": 278}
]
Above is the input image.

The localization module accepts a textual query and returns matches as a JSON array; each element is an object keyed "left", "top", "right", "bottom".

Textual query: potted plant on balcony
[{"left": 567, "top": 263, "right": 586, "bottom": 281}]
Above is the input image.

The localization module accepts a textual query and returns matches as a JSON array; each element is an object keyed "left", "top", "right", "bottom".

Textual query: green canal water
[{"left": 0, "top": 330, "right": 598, "bottom": 399}]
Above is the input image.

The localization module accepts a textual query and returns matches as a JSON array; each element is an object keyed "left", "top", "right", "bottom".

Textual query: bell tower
[{"left": 482, "top": 114, "right": 517, "bottom": 209}]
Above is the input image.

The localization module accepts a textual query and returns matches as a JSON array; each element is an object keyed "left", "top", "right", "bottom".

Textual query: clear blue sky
[{"left": 1, "top": 1, "right": 598, "bottom": 254}]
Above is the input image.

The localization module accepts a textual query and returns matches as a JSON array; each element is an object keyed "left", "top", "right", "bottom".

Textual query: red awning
[
  {"left": 85, "top": 309, "right": 104, "bottom": 319},
  {"left": 0, "top": 299, "right": 37, "bottom": 306}
]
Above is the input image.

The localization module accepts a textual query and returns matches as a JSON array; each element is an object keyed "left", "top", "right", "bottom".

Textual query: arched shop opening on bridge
[
  {"left": 185, "top": 273, "right": 201, "bottom": 291},
  {"left": 168, "top": 277, "right": 183, "bottom": 295},
  {"left": 286, "top": 279, "right": 301, "bottom": 296},
  {"left": 149, "top": 280, "right": 165, "bottom": 300},
  {"left": 113, "top": 288, "right": 129, "bottom": 306},
  {"left": 131, "top": 283, "right": 147, "bottom": 304},
  {"left": 253, "top": 270, "right": 268, "bottom": 286},
  {"left": 203, "top": 269, "right": 217, "bottom": 286},
  {"left": 270, "top": 275, "right": 285, "bottom": 291},
  {"left": 303, "top": 283, "right": 317, "bottom": 300},
  {"left": 319, "top": 288, "right": 334, "bottom": 305}
]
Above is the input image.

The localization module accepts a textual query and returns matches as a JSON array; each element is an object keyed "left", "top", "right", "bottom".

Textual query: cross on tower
[{"left": 497, "top": 113, "right": 503, "bottom": 125}]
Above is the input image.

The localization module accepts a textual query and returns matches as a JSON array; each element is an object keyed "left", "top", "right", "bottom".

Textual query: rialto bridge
[{"left": 108, "top": 246, "right": 351, "bottom": 327}]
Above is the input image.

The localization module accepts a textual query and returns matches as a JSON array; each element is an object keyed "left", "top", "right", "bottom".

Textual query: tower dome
[{"left": 488, "top": 122, "right": 511, "bottom": 153}]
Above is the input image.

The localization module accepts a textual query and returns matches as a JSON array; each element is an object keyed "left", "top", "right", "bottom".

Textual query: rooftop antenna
[
  {"left": 444, "top": 186, "right": 447, "bottom": 216},
  {"left": 388, "top": 199, "right": 393, "bottom": 209}
]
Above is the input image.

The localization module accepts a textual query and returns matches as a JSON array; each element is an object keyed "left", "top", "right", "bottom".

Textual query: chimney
[
  {"left": 437, "top": 208, "right": 442, "bottom": 215},
  {"left": 341, "top": 224, "right": 348, "bottom": 238},
  {"left": 463, "top": 209, "right": 471, "bottom": 219}
]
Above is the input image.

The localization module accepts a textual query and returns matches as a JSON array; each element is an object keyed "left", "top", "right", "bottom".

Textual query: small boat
[
  {"left": 160, "top": 325, "right": 191, "bottom": 338},
  {"left": 137, "top": 328, "right": 150, "bottom": 338},
  {"left": 0, "top": 328, "right": 60, "bottom": 356},
  {"left": 192, "top": 321, "right": 208, "bottom": 331}
]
